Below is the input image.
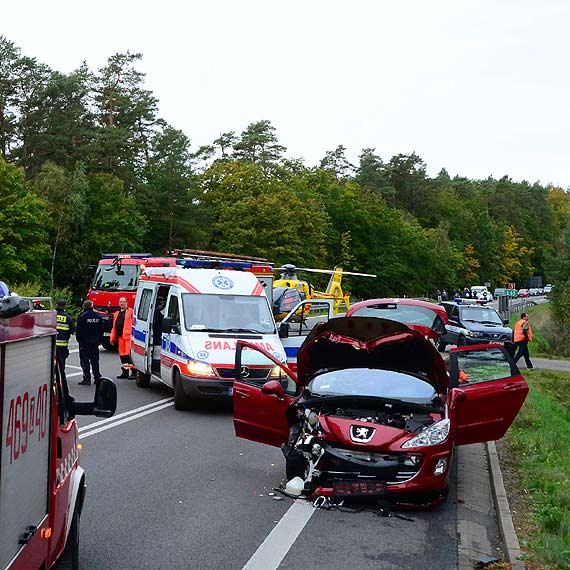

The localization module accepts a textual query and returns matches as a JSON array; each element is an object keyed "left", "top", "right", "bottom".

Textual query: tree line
[{"left": 1, "top": 36, "right": 570, "bottom": 304}]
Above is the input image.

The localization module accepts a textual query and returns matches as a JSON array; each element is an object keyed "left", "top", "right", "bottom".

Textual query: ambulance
[{"left": 130, "top": 259, "right": 286, "bottom": 410}]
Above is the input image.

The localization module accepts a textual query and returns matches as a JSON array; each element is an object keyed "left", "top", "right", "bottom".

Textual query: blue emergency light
[{"left": 175, "top": 259, "right": 253, "bottom": 270}]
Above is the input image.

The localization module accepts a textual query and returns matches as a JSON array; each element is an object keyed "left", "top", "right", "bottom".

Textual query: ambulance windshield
[
  {"left": 92, "top": 264, "right": 139, "bottom": 291},
  {"left": 182, "top": 294, "right": 276, "bottom": 334}
]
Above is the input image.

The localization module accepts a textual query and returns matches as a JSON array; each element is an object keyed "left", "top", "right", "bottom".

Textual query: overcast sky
[{"left": 5, "top": 0, "right": 570, "bottom": 187}]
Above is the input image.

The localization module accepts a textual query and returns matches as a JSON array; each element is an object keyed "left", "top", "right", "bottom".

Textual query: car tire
[
  {"left": 54, "top": 509, "right": 80, "bottom": 570},
  {"left": 101, "top": 337, "right": 115, "bottom": 351},
  {"left": 135, "top": 370, "right": 151, "bottom": 389},
  {"left": 436, "top": 336, "right": 447, "bottom": 352},
  {"left": 457, "top": 335, "right": 466, "bottom": 346},
  {"left": 173, "top": 370, "right": 193, "bottom": 411}
]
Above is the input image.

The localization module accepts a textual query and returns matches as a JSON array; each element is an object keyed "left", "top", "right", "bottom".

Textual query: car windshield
[
  {"left": 181, "top": 294, "right": 276, "bottom": 334},
  {"left": 460, "top": 307, "right": 502, "bottom": 324},
  {"left": 307, "top": 368, "right": 436, "bottom": 404},
  {"left": 92, "top": 264, "right": 139, "bottom": 291},
  {"left": 352, "top": 304, "right": 442, "bottom": 329}
]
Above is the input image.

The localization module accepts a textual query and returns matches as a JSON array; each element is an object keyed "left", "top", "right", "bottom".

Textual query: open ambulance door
[
  {"left": 233, "top": 341, "right": 298, "bottom": 447},
  {"left": 278, "top": 299, "right": 335, "bottom": 373},
  {"left": 448, "top": 344, "right": 528, "bottom": 446}
]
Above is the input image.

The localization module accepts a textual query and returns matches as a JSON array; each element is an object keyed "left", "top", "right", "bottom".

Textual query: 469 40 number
[{"left": 5, "top": 384, "right": 49, "bottom": 464}]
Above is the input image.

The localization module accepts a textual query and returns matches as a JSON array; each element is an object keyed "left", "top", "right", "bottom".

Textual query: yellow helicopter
[{"left": 272, "top": 264, "right": 377, "bottom": 320}]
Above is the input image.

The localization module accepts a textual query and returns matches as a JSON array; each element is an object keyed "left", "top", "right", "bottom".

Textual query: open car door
[
  {"left": 448, "top": 344, "right": 528, "bottom": 446},
  {"left": 233, "top": 341, "right": 299, "bottom": 447}
]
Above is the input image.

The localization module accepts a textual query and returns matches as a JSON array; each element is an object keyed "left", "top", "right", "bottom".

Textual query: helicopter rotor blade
[{"left": 276, "top": 266, "right": 377, "bottom": 278}]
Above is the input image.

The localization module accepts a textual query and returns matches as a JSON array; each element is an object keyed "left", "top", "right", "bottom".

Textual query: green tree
[
  {"left": 233, "top": 120, "right": 286, "bottom": 174},
  {"left": 0, "top": 157, "right": 49, "bottom": 281}
]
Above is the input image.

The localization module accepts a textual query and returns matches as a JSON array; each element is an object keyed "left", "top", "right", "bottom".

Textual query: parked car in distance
[
  {"left": 544, "top": 284, "right": 554, "bottom": 294},
  {"left": 517, "top": 289, "right": 530, "bottom": 298},
  {"left": 437, "top": 302, "right": 512, "bottom": 352},
  {"left": 471, "top": 286, "right": 493, "bottom": 301}
]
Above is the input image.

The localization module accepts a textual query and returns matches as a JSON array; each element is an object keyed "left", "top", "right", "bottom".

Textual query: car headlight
[
  {"left": 467, "top": 330, "right": 482, "bottom": 338},
  {"left": 402, "top": 419, "right": 450, "bottom": 448},
  {"left": 187, "top": 361, "right": 217, "bottom": 377}
]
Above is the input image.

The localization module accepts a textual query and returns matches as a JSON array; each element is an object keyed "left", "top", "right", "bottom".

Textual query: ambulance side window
[
  {"left": 137, "top": 289, "right": 153, "bottom": 321},
  {"left": 168, "top": 296, "right": 180, "bottom": 326}
]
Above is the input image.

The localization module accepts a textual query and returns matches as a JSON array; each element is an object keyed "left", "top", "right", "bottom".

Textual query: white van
[
  {"left": 470, "top": 286, "right": 493, "bottom": 301},
  {"left": 131, "top": 261, "right": 285, "bottom": 410}
]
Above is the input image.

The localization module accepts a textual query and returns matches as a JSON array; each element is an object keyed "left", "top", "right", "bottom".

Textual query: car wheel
[
  {"left": 54, "top": 510, "right": 80, "bottom": 570},
  {"left": 436, "top": 336, "right": 447, "bottom": 352},
  {"left": 101, "top": 337, "right": 115, "bottom": 351},
  {"left": 457, "top": 335, "right": 466, "bottom": 346},
  {"left": 173, "top": 370, "right": 193, "bottom": 411},
  {"left": 135, "top": 370, "right": 151, "bottom": 388}
]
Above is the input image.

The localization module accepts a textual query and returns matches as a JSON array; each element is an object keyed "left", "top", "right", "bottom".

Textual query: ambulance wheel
[
  {"left": 55, "top": 510, "right": 79, "bottom": 570},
  {"left": 173, "top": 370, "right": 193, "bottom": 411},
  {"left": 136, "top": 371, "right": 151, "bottom": 388}
]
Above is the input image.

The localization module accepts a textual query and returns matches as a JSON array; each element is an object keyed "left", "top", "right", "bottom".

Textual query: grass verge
[{"left": 504, "top": 369, "right": 570, "bottom": 569}]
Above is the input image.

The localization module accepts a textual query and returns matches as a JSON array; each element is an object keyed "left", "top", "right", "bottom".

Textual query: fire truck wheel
[
  {"left": 136, "top": 371, "right": 151, "bottom": 388},
  {"left": 173, "top": 370, "right": 193, "bottom": 411},
  {"left": 55, "top": 510, "right": 80, "bottom": 570}
]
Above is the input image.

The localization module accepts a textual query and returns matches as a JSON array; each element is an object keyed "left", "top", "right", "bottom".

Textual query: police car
[{"left": 436, "top": 301, "right": 512, "bottom": 351}]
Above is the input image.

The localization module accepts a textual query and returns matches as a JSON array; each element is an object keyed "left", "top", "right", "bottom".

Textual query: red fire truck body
[
  {"left": 0, "top": 296, "right": 116, "bottom": 570},
  {"left": 88, "top": 254, "right": 177, "bottom": 349}
]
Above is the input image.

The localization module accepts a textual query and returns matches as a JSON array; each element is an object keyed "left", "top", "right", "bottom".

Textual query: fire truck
[
  {"left": 0, "top": 295, "right": 117, "bottom": 570},
  {"left": 88, "top": 254, "right": 177, "bottom": 349}
]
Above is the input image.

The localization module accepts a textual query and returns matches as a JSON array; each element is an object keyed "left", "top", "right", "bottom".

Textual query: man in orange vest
[
  {"left": 513, "top": 312, "right": 534, "bottom": 369},
  {"left": 111, "top": 296, "right": 136, "bottom": 378}
]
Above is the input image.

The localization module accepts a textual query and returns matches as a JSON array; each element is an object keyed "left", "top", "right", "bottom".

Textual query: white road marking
[
  {"left": 66, "top": 364, "right": 82, "bottom": 370},
  {"left": 241, "top": 500, "right": 316, "bottom": 570},
  {"left": 79, "top": 402, "right": 174, "bottom": 439},
  {"left": 78, "top": 398, "right": 174, "bottom": 433}
]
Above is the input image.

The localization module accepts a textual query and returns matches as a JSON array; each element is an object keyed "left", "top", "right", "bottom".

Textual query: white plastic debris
[{"left": 285, "top": 477, "right": 304, "bottom": 496}]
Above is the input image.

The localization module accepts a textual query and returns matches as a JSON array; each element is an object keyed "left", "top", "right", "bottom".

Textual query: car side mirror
[
  {"left": 278, "top": 322, "right": 290, "bottom": 338},
  {"left": 261, "top": 380, "right": 286, "bottom": 399},
  {"left": 71, "top": 377, "right": 117, "bottom": 418},
  {"left": 503, "top": 318, "right": 510, "bottom": 326}
]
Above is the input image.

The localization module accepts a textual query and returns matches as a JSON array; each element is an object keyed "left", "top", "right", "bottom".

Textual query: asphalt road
[{"left": 67, "top": 343, "right": 458, "bottom": 570}]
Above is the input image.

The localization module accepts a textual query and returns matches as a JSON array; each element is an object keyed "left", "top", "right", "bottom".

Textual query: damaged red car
[{"left": 233, "top": 314, "right": 528, "bottom": 505}]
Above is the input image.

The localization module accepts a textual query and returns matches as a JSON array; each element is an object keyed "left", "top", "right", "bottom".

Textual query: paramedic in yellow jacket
[
  {"left": 111, "top": 296, "right": 136, "bottom": 378},
  {"left": 513, "top": 312, "right": 534, "bottom": 370}
]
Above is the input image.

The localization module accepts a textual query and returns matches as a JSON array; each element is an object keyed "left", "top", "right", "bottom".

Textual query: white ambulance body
[{"left": 131, "top": 261, "right": 285, "bottom": 410}]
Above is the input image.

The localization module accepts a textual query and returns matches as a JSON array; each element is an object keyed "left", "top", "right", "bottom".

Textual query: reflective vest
[
  {"left": 111, "top": 307, "right": 134, "bottom": 343},
  {"left": 56, "top": 311, "right": 75, "bottom": 347},
  {"left": 513, "top": 319, "right": 532, "bottom": 343}
]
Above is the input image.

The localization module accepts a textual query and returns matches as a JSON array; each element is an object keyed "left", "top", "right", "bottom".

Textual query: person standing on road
[
  {"left": 111, "top": 296, "right": 135, "bottom": 378},
  {"left": 513, "top": 312, "right": 534, "bottom": 369},
  {"left": 56, "top": 299, "right": 75, "bottom": 370},
  {"left": 76, "top": 300, "right": 104, "bottom": 386}
]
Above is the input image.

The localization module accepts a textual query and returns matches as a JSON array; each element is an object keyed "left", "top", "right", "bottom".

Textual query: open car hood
[{"left": 296, "top": 316, "right": 448, "bottom": 394}]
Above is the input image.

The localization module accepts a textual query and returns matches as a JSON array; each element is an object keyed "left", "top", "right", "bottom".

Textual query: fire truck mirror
[
  {"left": 93, "top": 377, "right": 117, "bottom": 418},
  {"left": 72, "top": 377, "right": 117, "bottom": 418}
]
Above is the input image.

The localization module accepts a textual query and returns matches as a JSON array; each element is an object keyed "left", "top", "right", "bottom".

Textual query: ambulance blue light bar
[
  {"left": 102, "top": 253, "right": 151, "bottom": 259},
  {"left": 175, "top": 259, "right": 253, "bottom": 270}
]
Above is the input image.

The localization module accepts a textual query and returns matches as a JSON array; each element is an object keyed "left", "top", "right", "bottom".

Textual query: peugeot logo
[
  {"left": 240, "top": 366, "right": 250, "bottom": 378},
  {"left": 350, "top": 425, "right": 376, "bottom": 443}
]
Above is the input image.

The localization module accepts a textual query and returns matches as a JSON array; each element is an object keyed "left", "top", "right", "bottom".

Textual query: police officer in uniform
[
  {"left": 56, "top": 299, "right": 75, "bottom": 370},
  {"left": 76, "top": 299, "right": 104, "bottom": 386}
]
